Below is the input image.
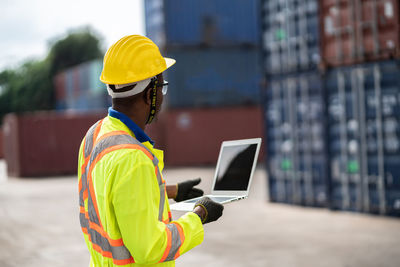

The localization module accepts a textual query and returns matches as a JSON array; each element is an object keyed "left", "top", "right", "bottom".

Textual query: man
[{"left": 78, "top": 35, "right": 224, "bottom": 266}]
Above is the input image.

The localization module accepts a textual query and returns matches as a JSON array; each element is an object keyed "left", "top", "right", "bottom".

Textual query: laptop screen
[{"left": 214, "top": 143, "right": 258, "bottom": 191}]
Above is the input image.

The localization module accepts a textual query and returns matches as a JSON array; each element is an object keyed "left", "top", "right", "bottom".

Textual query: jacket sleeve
[{"left": 111, "top": 151, "right": 204, "bottom": 264}]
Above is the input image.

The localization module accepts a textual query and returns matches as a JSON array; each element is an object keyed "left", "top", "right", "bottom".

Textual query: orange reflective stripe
[
  {"left": 159, "top": 226, "right": 172, "bottom": 263},
  {"left": 88, "top": 221, "right": 124, "bottom": 246},
  {"left": 80, "top": 206, "right": 85, "bottom": 213},
  {"left": 80, "top": 127, "right": 168, "bottom": 265},
  {"left": 168, "top": 211, "right": 172, "bottom": 221},
  {"left": 87, "top": 144, "right": 153, "bottom": 233},
  {"left": 86, "top": 143, "right": 156, "bottom": 243},
  {"left": 92, "top": 119, "right": 103, "bottom": 145}
]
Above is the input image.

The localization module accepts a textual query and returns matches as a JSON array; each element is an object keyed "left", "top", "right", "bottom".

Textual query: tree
[
  {"left": 47, "top": 27, "right": 103, "bottom": 76},
  {"left": 0, "top": 26, "right": 104, "bottom": 122}
]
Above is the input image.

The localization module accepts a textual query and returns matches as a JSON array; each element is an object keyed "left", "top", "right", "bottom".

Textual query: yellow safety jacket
[{"left": 78, "top": 113, "right": 204, "bottom": 266}]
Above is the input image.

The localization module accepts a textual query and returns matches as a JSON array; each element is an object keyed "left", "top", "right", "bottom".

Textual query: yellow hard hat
[{"left": 100, "top": 35, "right": 175, "bottom": 85}]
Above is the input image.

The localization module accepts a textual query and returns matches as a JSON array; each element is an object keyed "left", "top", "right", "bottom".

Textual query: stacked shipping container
[
  {"left": 145, "top": 0, "right": 262, "bottom": 108},
  {"left": 262, "top": 0, "right": 400, "bottom": 216},
  {"left": 264, "top": 72, "right": 328, "bottom": 207},
  {"left": 322, "top": 0, "right": 400, "bottom": 216},
  {"left": 53, "top": 59, "right": 109, "bottom": 111},
  {"left": 320, "top": 0, "right": 399, "bottom": 68},
  {"left": 144, "top": 0, "right": 264, "bottom": 166},
  {"left": 261, "top": 0, "right": 328, "bottom": 207},
  {"left": 327, "top": 60, "right": 400, "bottom": 216}
]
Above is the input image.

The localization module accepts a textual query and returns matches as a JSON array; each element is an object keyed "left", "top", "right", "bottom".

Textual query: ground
[{"left": 0, "top": 160, "right": 399, "bottom": 267}]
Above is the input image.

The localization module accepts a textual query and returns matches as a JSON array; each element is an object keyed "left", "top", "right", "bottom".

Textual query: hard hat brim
[{"left": 165, "top": 57, "right": 176, "bottom": 69}]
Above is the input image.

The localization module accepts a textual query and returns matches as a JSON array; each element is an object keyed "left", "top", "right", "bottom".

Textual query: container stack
[
  {"left": 144, "top": 0, "right": 262, "bottom": 108},
  {"left": 261, "top": 0, "right": 329, "bottom": 207},
  {"left": 144, "top": 0, "right": 264, "bottom": 165},
  {"left": 321, "top": 0, "right": 400, "bottom": 216},
  {"left": 262, "top": 0, "right": 400, "bottom": 217},
  {"left": 53, "top": 59, "right": 110, "bottom": 112}
]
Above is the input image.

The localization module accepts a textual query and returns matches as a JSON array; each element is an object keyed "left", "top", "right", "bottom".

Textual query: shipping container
[
  {"left": 3, "top": 112, "right": 106, "bottom": 177},
  {"left": 320, "top": 0, "right": 400, "bottom": 68},
  {"left": 263, "top": 71, "right": 328, "bottom": 207},
  {"left": 0, "top": 126, "right": 3, "bottom": 159},
  {"left": 161, "top": 106, "right": 264, "bottom": 166},
  {"left": 145, "top": 0, "right": 261, "bottom": 48},
  {"left": 2, "top": 107, "right": 263, "bottom": 176},
  {"left": 165, "top": 48, "right": 262, "bottom": 108},
  {"left": 144, "top": 0, "right": 166, "bottom": 47},
  {"left": 326, "top": 60, "right": 400, "bottom": 216},
  {"left": 53, "top": 59, "right": 108, "bottom": 111},
  {"left": 261, "top": 0, "right": 320, "bottom": 75}
]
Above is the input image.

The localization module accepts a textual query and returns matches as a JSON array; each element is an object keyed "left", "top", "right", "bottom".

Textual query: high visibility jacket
[{"left": 78, "top": 115, "right": 204, "bottom": 266}]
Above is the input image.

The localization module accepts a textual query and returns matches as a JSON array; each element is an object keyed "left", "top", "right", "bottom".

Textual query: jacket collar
[{"left": 108, "top": 107, "right": 155, "bottom": 146}]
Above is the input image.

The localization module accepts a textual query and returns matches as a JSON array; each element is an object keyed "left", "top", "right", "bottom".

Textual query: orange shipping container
[{"left": 321, "top": 0, "right": 400, "bottom": 68}]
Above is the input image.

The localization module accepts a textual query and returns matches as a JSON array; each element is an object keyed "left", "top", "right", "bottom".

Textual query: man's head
[{"left": 100, "top": 35, "right": 175, "bottom": 125}]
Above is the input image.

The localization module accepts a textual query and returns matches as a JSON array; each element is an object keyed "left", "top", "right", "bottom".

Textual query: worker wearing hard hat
[{"left": 78, "top": 35, "right": 224, "bottom": 266}]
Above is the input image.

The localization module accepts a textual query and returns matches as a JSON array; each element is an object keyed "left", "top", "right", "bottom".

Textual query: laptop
[{"left": 170, "top": 138, "right": 262, "bottom": 211}]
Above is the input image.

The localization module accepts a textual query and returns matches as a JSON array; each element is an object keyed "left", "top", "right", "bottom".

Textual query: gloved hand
[
  {"left": 175, "top": 178, "right": 204, "bottom": 202},
  {"left": 193, "top": 197, "right": 224, "bottom": 224}
]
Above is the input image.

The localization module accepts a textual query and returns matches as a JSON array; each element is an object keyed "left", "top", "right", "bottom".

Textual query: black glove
[
  {"left": 175, "top": 178, "right": 204, "bottom": 202},
  {"left": 194, "top": 197, "right": 224, "bottom": 224}
]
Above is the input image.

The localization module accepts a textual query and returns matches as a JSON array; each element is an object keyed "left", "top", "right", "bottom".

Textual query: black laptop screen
[{"left": 214, "top": 144, "right": 258, "bottom": 191}]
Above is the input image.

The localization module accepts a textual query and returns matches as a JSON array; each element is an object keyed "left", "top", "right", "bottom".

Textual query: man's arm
[{"left": 112, "top": 153, "right": 204, "bottom": 264}]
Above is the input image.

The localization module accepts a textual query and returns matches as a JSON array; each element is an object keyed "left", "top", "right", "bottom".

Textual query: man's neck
[{"left": 112, "top": 106, "right": 147, "bottom": 131}]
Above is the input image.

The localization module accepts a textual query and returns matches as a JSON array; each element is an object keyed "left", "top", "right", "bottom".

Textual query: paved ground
[{"left": 0, "top": 160, "right": 399, "bottom": 267}]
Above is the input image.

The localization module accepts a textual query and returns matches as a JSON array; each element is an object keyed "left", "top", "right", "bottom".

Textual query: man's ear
[{"left": 143, "top": 88, "right": 151, "bottom": 105}]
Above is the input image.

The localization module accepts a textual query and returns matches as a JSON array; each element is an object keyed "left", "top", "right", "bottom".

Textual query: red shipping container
[
  {"left": 3, "top": 111, "right": 105, "bottom": 177},
  {"left": 0, "top": 126, "right": 3, "bottom": 159},
  {"left": 161, "top": 106, "right": 264, "bottom": 166},
  {"left": 3, "top": 107, "right": 264, "bottom": 176},
  {"left": 54, "top": 72, "right": 66, "bottom": 101},
  {"left": 320, "top": 0, "right": 400, "bottom": 68}
]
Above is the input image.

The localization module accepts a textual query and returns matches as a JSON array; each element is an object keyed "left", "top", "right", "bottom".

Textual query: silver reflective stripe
[
  {"left": 79, "top": 171, "right": 87, "bottom": 207},
  {"left": 80, "top": 120, "right": 101, "bottom": 207},
  {"left": 84, "top": 120, "right": 101, "bottom": 158},
  {"left": 87, "top": 225, "right": 132, "bottom": 261},
  {"left": 80, "top": 129, "right": 170, "bottom": 262},
  {"left": 87, "top": 193, "right": 100, "bottom": 225},
  {"left": 165, "top": 224, "right": 182, "bottom": 262},
  {"left": 80, "top": 212, "right": 89, "bottom": 229},
  {"left": 86, "top": 133, "right": 166, "bottom": 223},
  {"left": 158, "top": 183, "right": 166, "bottom": 221}
]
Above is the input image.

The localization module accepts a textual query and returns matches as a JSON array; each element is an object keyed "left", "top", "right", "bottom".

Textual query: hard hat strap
[{"left": 146, "top": 79, "right": 158, "bottom": 124}]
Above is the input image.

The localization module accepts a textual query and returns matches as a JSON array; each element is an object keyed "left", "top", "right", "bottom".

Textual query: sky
[{"left": 0, "top": 0, "right": 145, "bottom": 72}]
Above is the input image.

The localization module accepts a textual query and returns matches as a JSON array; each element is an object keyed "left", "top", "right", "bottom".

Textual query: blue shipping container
[
  {"left": 165, "top": 48, "right": 262, "bottom": 108},
  {"left": 261, "top": 0, "right": 320, "bottom": 75},
  {"left": 145, "top": 0, "right": 261, "bottom": 47},
  {"left": 144, "top": 0, "right": 166, "bottom": 47},
  {"left": 263, "top": 71, "right": 328, "bottom": 207},
  {"left": 55, "top": 59, "right": 108, "bottom": 112},
  {"left": 327, "top": 60, "right": 400, "bottom": 216}
]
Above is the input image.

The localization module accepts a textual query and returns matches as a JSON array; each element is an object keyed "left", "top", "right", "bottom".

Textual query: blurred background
[{"left": 0, "top": 0, "right": 399, "bottom": 266}]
